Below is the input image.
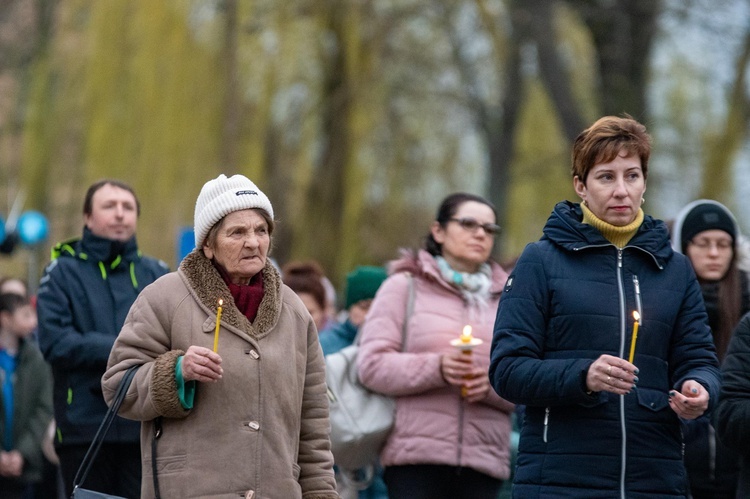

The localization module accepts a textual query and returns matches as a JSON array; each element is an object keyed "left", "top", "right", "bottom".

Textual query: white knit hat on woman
[{"left": 194, "top": 174, "right": 274, "bottom": 248}]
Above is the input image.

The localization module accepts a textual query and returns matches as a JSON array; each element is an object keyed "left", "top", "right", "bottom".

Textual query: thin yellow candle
[
  {"left": 213, "top": 299, "right": 224, "bottom": 353},
  {"left": 628, "top": 311, "right": 640, "bottom": 363}
]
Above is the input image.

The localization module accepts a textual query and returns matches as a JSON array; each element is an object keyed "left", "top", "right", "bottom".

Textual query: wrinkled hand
[
  {"left": 0, "top": 450, "right": 23, "bottom": 477},
  {"left": 585, "top": 354, "right": 638, "bottom": 396},
  {"left": 441, "top": 352, "right": 489, "bottom": 402},
  {"left": 669, "top": 380, "right": 709, "bottom": 420},
  {"left": 182, "top": 346, "right": 223, "bottom": 383}
]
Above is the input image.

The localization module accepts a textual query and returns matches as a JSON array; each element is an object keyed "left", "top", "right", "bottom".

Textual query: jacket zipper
[
  {"left": 457, "top": 394, "right": 465, "bottom": 464},
  {"left": 543, "top": 407, "right": 550, "bottom": 443},
  {"left": 617, "top": 249, "right": 627, "bottom": 499}
]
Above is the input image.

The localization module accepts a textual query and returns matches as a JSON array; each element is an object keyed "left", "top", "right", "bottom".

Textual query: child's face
[{"left": 1, "top": 305, "right": 37, "bottom": 338}]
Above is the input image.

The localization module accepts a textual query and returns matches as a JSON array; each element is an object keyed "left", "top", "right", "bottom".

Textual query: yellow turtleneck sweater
[{"left": 581, "top": 202, "right": 644, "bottom": 248}]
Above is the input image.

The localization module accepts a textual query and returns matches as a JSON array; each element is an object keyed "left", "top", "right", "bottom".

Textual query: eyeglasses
[
  {"left": 689, "top": 238, "right": 733, "bottom": 251},
  {"left": 448, "top": 218, "right": 501, "bottom": 236}
]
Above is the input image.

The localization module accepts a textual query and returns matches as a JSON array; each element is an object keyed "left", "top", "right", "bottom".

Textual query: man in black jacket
[{"left": 37, "top": 180, "right": 168, "bottom": 498}]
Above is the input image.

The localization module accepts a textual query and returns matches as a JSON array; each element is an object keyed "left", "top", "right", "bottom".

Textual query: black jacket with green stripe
[{"left": 37, "top": 226, "right": 168, "bottom": 445}]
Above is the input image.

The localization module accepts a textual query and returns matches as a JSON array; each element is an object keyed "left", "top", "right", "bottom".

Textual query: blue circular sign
[{"left": 17, "top": 210, "right": 49, "bottom": 246}]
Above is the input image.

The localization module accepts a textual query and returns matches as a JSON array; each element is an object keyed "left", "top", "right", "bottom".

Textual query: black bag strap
[{"left": 72, "top": 364, "right": 139, "bottom": 493}]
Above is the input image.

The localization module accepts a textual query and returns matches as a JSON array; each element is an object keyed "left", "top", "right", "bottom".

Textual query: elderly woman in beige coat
[{"left": 102, "top": 174, "right": 338, "bottom": 499}]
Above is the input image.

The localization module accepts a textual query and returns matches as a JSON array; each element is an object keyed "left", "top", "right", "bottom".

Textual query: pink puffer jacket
[{"left": 357, "top": 249, "right": 514, "bottom": 480}]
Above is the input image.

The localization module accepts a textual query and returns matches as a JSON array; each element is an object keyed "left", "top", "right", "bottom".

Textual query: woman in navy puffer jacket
[{"left": 489, "top": 116, "right": 721, "bottom": 498}]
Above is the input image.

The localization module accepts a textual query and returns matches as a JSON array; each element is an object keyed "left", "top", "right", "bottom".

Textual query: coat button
[
  {"left": 650, "top": 402, "right": 655, "bottom": 408},
  {"left": 247, "top": 421, "right": 260, "bottom": 430}
]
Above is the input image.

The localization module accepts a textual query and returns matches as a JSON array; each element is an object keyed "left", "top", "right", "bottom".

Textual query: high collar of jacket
[
  {"left": 388, "top": 248, "right": 507, "bottom": 295},
  {"left": 179, "top": 249, "right": 282, "bottom": 340},
  {"left": 54, "top": 226, "right": 141, "bottom": 265},
  {"left": 544, "top": 200, "right": 673, "bottom": 268}
]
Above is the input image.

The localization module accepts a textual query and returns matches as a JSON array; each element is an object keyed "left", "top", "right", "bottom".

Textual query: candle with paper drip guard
[
  {"left": 450, "top": 325, "right": 483, "bottom": 397},
  {"left": 628, "top": 311, "right": 640, "bottom": 363},
  {"left": 213, "top": 299, "right": 224, "bottom": 353}
]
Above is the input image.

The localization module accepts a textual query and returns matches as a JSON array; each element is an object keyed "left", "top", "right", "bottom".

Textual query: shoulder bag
[
  {"left": 325, "top": 273, "right": 415, "bottom": 471},
  {"left": 71, "top": 365, "right": 161, "bottom": 499}
]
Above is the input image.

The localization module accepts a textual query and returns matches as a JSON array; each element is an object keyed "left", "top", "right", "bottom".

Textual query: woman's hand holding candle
[
  {"left": 440, "top": 351, "right": 475, "bottom": 384},
  {"left": 182, "top": 345, "right": 223, "bottom": 383},
  {"left": 585, "top": 354, "right": 638, "bottom": 396}
]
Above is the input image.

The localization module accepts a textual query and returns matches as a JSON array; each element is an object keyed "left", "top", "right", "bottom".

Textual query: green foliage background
[{"left": 1, "top": 0, "right": 748, "bottom": 292}]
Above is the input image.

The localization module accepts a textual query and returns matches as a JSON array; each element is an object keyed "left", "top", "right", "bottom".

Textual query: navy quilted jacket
[
  {"left": 37, "top": 227, "right": 169, "bottom": 445},
  {"left": 489, "top": 201, "right": 720, "bottom": 498}
]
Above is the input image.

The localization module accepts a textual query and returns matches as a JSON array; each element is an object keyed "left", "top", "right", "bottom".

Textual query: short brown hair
[
  {"left": 83, "top": 179, "right": 141, "bottom": 216},
  {"left": 281, "top": 261, "right": 327, "bottom": 310},
  {"left": 571, "top": 115, "right": 651, "bottom": 183}
]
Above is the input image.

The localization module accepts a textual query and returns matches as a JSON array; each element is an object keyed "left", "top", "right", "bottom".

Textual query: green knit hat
[{"left": 345, "top": 266, "right": 388, "bottom": 309}]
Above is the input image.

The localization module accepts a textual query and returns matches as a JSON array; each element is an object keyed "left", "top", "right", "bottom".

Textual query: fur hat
[
  {"left": 345, "top": 266, "right": 387, "bottom": 309},
  {"left": 194, "top": 174, "right": 274, "bottom": 248},
  {"left": 671, "top": 199, "right": 738, "bottom": 254}
]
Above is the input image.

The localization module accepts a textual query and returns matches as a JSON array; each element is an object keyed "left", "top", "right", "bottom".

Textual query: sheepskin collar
[{"left": 179, "top": 250, "right": 282, "bottom": 340}]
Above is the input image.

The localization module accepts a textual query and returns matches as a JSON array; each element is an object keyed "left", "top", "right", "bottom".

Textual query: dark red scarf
[{"left": 215, "top": 264, "right": 264, "bottom": 322}]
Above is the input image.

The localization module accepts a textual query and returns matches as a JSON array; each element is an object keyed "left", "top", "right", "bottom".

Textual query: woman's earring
[{"left": 641, "top": 197, "right": 645, "bottom": 205}]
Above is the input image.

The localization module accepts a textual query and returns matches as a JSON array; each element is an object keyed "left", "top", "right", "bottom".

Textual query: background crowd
[{"left": 1, "top": 116, "right": 750, "bottom": 497}]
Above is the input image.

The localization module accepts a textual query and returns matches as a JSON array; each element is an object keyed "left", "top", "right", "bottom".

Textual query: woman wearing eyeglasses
[
  {"left": 671, "top": 199, "right": 750, "bottom": 499},
  {"left": 357, "top": 193, "right": 514, "bottom": 499},
  {"left": 489, "top": 116, "right": 721, "bottom": 498}
]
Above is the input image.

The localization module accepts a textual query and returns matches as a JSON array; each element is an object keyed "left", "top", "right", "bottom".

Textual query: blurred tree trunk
[
  {"left": 302, "top": 0, "right": 381, "bottom": 280},
  {"left": 299, "top": 3, "right": 348, "bottom": 273},
  {"left": 524, "top": 0, "right": 586, "bottom": 143},
  {"left": 568, "top": 0, "right": 661, "bottom": 120},
  {"left": 475, "top": 0, "right": 525, "bottom": 248},
  {"left": 220, "top": 0, "right": 241, "bottom": 170},
  {"left": 1, "top": 0, "right": 56, "bottom": 209},
  {"left": 701, "top": 26, "right": 750, "bottom": 200}
]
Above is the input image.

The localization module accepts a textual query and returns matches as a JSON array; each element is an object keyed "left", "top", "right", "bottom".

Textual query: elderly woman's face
[
  {"left": 203, "top": 209, "right": 270, "bottom": 284},
  {"left": 574, "top": 150, "right": 646, "bottom": 227}
]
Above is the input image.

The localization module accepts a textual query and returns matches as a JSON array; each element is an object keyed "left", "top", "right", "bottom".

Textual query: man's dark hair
[
  {"left": 83, "top": 179, "right": 141, "bottom": 217},
  {"left": 0, "top": 292, "right": 30, "bottom": 315}
]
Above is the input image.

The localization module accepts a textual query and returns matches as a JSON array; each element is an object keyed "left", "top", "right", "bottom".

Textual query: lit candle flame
[
  {"left": 629, "top": 311, "right": 640, "bottom": 363},
  {"left": 461, "top": 325, "right": 473, "bottom": 344}
]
